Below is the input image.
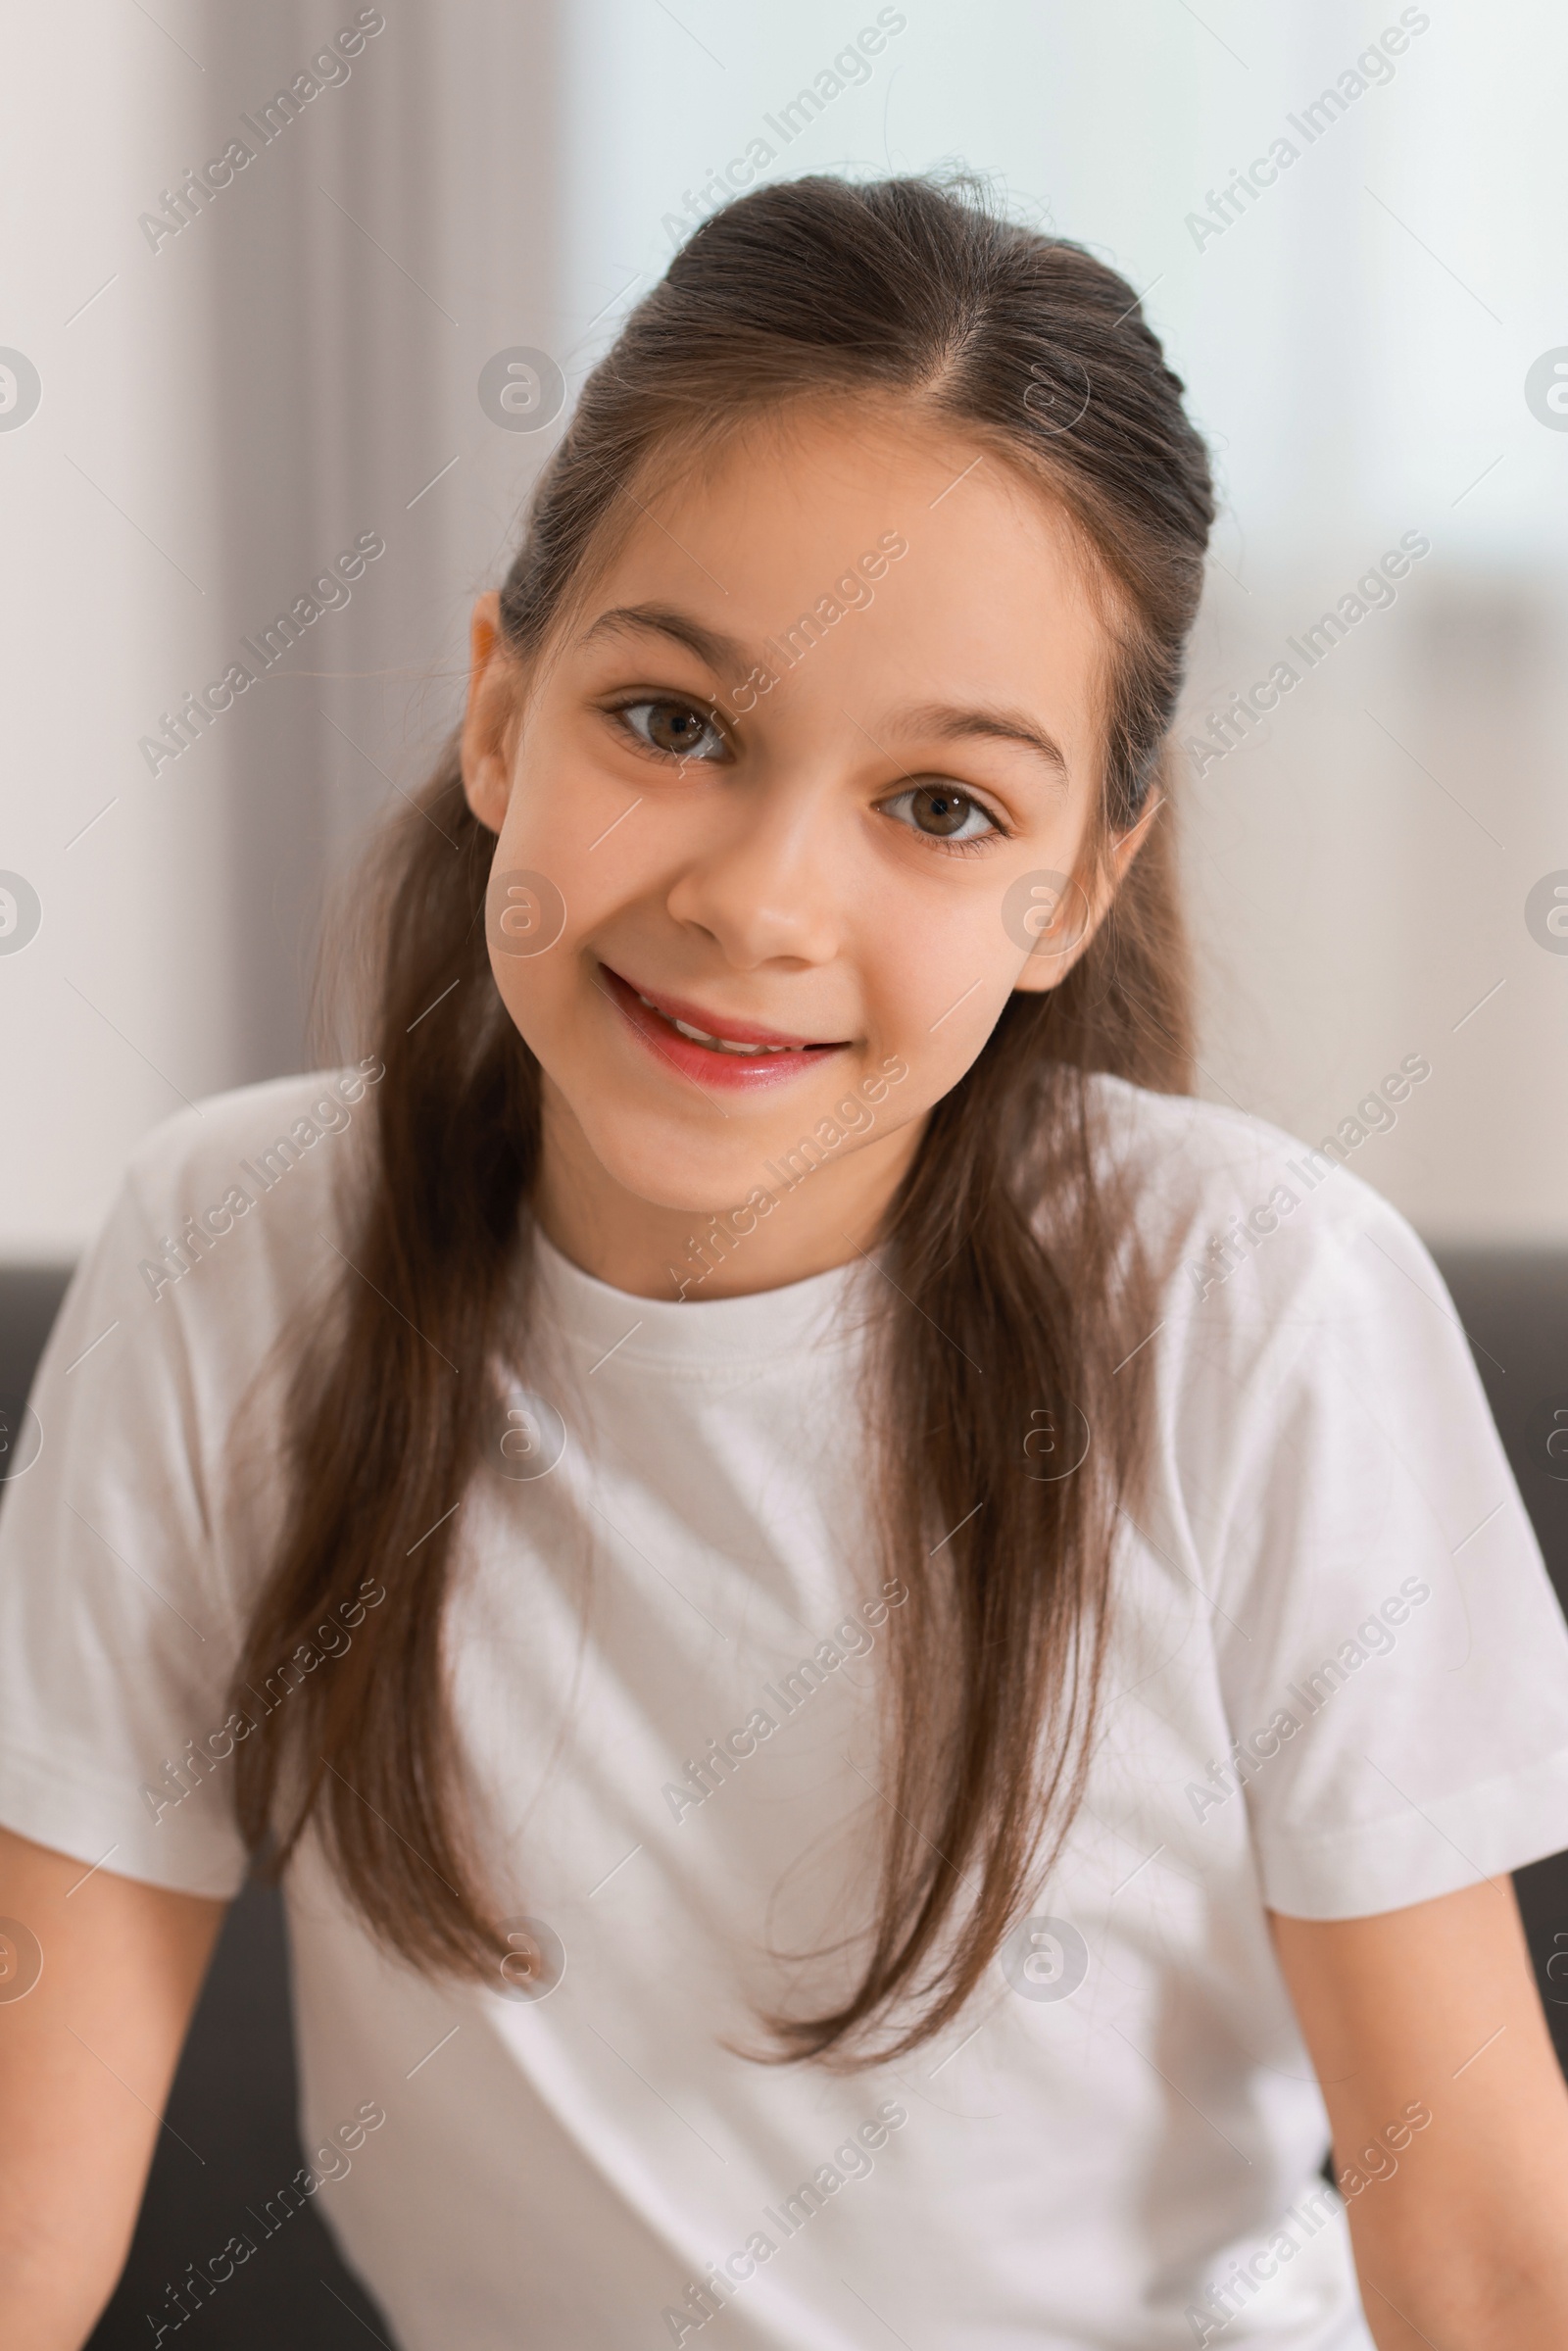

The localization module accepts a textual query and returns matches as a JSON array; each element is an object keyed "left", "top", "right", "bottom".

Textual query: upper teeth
[{"left": 638, "top": 993, "right": 798, "bottom": 1054}]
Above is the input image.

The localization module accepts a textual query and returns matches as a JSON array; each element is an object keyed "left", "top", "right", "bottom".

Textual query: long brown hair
[{"left": 230, "top": 172, "right": 1214, "bottom": 2065}]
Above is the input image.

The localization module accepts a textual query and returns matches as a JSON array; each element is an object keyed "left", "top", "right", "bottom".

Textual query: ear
[
  {"left": 1011, "top": 788, "right": 1166, "bottom": 995},
  {"left": 460, "top": 591, "right": 518, "bottom": 836}
]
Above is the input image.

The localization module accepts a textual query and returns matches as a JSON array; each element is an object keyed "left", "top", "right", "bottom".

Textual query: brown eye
[
  {"left": 880, "top": 783, "right": 1000, "bottom": 847},
  {"left": 617, "top": 698, "right": 727, "bottom": 761},
  {"left": 647, "top": 702, "right": 709, "bottom": 754},
  {"left": 909, "top": 786, "right": 974, "bottom": 836}
]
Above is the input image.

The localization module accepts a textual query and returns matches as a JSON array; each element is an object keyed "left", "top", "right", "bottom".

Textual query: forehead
[{"left": 572, "top": 400, "right": 1110, "bottom": 748}]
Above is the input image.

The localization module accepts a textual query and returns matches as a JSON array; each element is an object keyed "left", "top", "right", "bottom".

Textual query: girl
[{"left": 3, "top": 174, "right": 1568, "bottom": 2351}]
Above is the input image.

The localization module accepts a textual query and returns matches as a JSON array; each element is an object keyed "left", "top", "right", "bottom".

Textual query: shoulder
[
  {"left": 1087, "top": 1070, "right": 1426, "bottom": 1287},
  {"left": 100, "top": 1061, "right": 385, "bottom": 1347},
  {"left": 1081, "top": 1076, "right": 1525, "bottom": 1671},
  {"left": 121, "top": 1061, "right": 384, "bottom": 1243},
  {"left": 41, "top": 1058, "right": 387, "bottom": 1498},
  {"left": 1082, "top": 1071, "right": 1446, "bottom": 1398}
]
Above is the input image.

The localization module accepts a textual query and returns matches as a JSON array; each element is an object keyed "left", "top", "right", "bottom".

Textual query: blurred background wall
[{"left": 3, "top": 0, "right": 1564, "bottom": 1259}]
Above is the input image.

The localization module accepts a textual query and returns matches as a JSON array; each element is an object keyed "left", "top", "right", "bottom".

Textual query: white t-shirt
[{"left": 4, "top": 1067, "right": 1568, "bottom": 2351}]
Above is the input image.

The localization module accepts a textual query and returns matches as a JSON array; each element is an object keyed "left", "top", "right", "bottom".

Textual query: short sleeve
[
  {"left": 1198, "top": 1187, "right": 1568, "bottom": 1919},
  {"left": 0, "top": 1114, "right": 258, "bottom": 1898}
]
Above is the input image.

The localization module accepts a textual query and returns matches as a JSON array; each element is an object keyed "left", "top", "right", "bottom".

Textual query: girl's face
[{"left": 462, "top": 401, "right": 1152, "bottom": 1292}]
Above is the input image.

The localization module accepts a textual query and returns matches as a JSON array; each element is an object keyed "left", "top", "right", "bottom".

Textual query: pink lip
[{"left": 599, "top": 963, "right": 850, "bottom": 1091}]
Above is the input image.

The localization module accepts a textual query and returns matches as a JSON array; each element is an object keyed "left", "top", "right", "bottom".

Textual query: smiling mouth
[
  {"left": 600, "top": 963, "right": 849, "bottom": 1069},
  {"left": 644, "top": 1001, "right": 796, "bottom": 1055}
]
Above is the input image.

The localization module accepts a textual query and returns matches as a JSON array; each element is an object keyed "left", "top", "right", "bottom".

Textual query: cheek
[
  {"left": 482, "top": 883, "right": 575, "bottom": 1056},
  {"left": 483, "top": 760, "right": 648, "bottom": 1045},
  {"left": 858, "top": 906, "right": 1016, "bottom": 1093},
  {"left": 491, "top": 704, "right": 651, "bottom": 879}
]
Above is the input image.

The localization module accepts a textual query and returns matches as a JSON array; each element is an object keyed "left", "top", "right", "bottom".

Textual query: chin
[{"left": 565, "top": 1111, "right": 774, "bottom": 1219}]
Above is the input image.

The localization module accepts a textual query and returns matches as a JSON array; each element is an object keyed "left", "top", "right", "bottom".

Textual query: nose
[{"left": 663, "top": 776, "right": 844, "bottom": 969}]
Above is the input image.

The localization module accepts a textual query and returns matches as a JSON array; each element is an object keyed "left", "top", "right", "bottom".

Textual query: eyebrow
[
  {"left": 579, "top": 604, "right": 1070, "bottom": 780},
  {"left": 901, "top": 701, "right": 1069, "bottom": 781},
  {"left": 577, "top": 603, "right": 750, "bottom": 676}
]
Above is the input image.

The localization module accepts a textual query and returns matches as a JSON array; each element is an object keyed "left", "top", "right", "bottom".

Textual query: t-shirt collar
[{"left": 530, "top": 1223, "right": 873, "bottom": 1372}]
